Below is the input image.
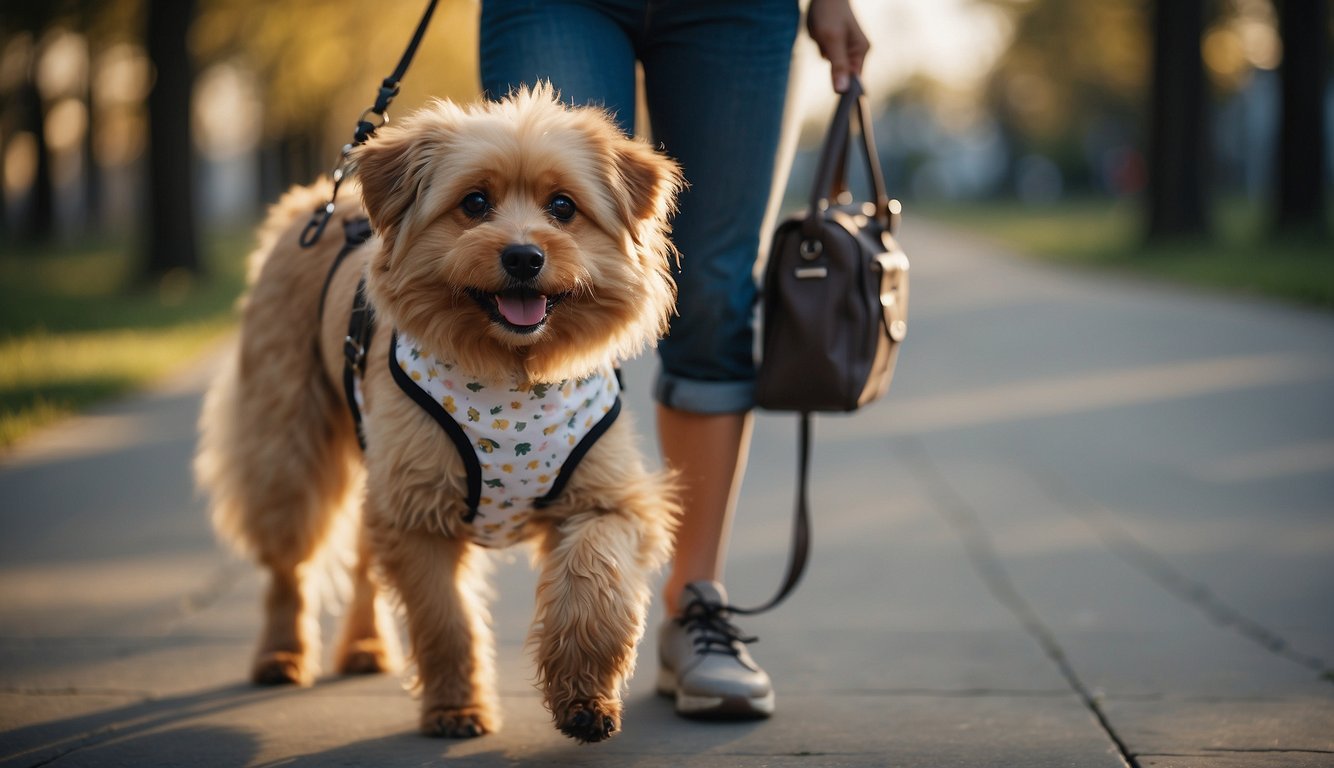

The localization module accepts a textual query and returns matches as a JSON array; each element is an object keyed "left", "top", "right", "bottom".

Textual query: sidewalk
[{"left": 2, "top": 219, "right": 1331, "bottom": 767}]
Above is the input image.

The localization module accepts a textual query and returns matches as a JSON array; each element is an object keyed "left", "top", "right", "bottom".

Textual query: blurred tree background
[
  {"left": 0, "top": 0, "right": 1328, "bottom": 447},
  {"left": 0, "top": 0, "right": 479, "bottom": 273},
  {"left": 0, "top": 0, "right": 1329, "bottom": 267}
]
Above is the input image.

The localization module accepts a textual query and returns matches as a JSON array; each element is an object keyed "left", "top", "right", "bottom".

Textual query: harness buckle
[{"left": 344, "top": 335, "right": 366, "bottom": 371}]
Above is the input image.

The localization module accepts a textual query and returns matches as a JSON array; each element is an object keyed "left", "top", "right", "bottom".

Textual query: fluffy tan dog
[{"left": 196, "top": 85, "right": 682, "bottom": 743}]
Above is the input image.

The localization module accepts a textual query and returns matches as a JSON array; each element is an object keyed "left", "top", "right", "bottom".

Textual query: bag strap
[
  {"left": 804, "top": 75, "right": 891, "bottom": 235},
  {"left": 729, "top": 413, "right": 812, "bottom": 616},
  {"left": 300, "top": 0, "right": 440, "bottom": 247}
]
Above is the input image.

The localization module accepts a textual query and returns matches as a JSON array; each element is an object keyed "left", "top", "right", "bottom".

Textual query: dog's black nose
[{"left": 501, "top": 244, "right": 545, "bottom": 282}]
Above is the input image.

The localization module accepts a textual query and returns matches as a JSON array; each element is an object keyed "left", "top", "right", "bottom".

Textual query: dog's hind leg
[
  {"left": 197, "top": 333, "right": 362, "bottom": 686},
  {"left": 372, "top": 521, "right": 500, "bottom": 738},
  {"left": 335, "top": 521, "right": 399, "bottom": 675},
  {"left": 531, "top": 508, "right": 669, "bottom": 743}
]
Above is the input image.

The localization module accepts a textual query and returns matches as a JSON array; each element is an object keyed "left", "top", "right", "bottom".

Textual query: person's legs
[
  {"left": 479, "top": 0, "right": 638, "bottom": 128},
  {"left": 641, "top": 0, "right": 799, "bottom": 719},
  {"left": 655, "top": 407, "right": 752, "bottom": 614},
  {"left": 641, "top": 0, "right": 799, "bottom": 614}
]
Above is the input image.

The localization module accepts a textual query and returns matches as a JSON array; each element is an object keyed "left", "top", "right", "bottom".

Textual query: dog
[{"left": 195, "top": 84, "right": 682, "bottom": 743}]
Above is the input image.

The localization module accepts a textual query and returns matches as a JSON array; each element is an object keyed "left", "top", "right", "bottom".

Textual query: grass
[
  {"left": 921, "top": 197, "right": 1334, "bottom": 309},
  {"left": 0, "top": 231, "right": 252, "bottom": 449},
  {"left": 2, "top": 196, "right": 1327, "bottom": 450}
]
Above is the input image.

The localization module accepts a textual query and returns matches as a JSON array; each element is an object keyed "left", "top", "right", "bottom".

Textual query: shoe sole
[{"left": 656, "top": 667, "right": 775, "bottom": 719}]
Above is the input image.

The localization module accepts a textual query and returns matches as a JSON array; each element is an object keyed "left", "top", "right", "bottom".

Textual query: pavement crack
[
  {"left": 149, "top": 558, "right": 247, "bottom": 634},
  {"left": 1027, "top": 467, "right": 1334, "bottom": 685},
  {"left": 905, "top": 440, "right": 1139, "bottom": 768}
]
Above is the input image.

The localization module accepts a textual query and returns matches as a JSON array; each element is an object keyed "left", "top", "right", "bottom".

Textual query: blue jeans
[{"left": 481, "top": 0, "right": 799, "bottom": 414}]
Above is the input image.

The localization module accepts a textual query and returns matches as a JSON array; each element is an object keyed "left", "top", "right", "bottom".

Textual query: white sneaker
[{"left": 656, "top": 581, "right": 774, "bottom": 719}]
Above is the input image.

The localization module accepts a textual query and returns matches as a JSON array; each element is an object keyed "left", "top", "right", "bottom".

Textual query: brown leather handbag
[
  {"left": 756, "top": 75, "right": 908, "bottom": 413},
  {"left": 735, "top": 76, "right": 908, "bottom": 616}
]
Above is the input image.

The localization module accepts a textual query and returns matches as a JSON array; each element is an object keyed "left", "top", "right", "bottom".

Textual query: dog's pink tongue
[{"left": 496, "top": 293, "right": 548, "bottom": 326}]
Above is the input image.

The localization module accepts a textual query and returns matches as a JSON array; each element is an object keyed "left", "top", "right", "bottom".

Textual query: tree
[
  {"left": 143, "top": 0, "right": 201, "bottom": 278},
  {"left": 16, "top": 57, "right": 55, "bottom": 243},
  {"left": 1273, "top": 0, "right": 1328, "bottom": 237},
  {"left": 1146, "top": 0, "right": 1211, "bottom": 240}
]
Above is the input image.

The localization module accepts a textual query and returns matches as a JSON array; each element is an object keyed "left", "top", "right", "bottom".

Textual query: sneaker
[{"left": 656, "top": 581, "right": 774, "bottom": 719}]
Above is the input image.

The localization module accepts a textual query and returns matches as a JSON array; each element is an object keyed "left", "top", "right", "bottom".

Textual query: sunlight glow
[{"left": 792, "top": 0, "right": 1015, "bottom": 125}]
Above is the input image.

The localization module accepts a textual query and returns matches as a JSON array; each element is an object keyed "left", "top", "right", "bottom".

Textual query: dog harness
[
  {"left": 389, "top": 333, "right": 621, "bottom": 547},
  {"left": 320, "top": 218, "right": 622, "bottom": 548}
]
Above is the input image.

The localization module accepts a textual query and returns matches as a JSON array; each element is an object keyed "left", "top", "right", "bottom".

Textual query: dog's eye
[
  {"left": 461, "top": 191, "right": 490, "bottom": 218},
  {"left": 547, "top": 195, "right": 576, "bottom": 222}
]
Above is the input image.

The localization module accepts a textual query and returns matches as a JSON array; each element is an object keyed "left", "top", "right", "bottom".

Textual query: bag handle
[{"left": 804, "top": 75, "right": 892, "bottom": 237}]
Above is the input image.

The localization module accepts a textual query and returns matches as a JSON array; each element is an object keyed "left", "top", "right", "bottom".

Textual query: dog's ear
[
  {"left": 351, "top": 121, "right": 429, "bottom": 245},
  {"left": 609, "top": 138, "right": 684, "bottom": 249}
]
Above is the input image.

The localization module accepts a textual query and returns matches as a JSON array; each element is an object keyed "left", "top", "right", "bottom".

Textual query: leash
[
  {"left": 300, "top": 0, "right": 440, "bottom": 248},
  {"left": 728, "top": 413, "right": 812, "bottom": 616}
]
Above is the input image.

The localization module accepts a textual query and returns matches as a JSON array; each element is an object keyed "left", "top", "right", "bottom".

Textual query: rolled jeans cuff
[{"left": 653, "top": 369, "right": 755, "bottom": 414}]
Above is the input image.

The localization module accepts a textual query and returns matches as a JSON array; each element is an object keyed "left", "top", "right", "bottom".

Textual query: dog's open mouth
[{"left": 468, "top": 288, "right": 567, "bottom": 334}]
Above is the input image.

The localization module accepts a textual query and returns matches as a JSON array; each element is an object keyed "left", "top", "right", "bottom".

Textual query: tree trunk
[
  {"left": 18, "top": 77, "right": 56, "bottom": 244},
  {"left": 82, "top": 45, "right": 101, "bottom": 235},
  {"left": 1274, "top": 0, "right": 1328, "bottom": 237},
  {"left": 1146, "top": 0, "right": 1210, "bottom": 240},
  {"left": 143, "top": 0, "right": 201, "bottom": 277}
]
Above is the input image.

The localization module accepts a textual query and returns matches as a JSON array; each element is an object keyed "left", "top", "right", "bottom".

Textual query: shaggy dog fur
[{"left": 196, "top": 85, "right": 682, "bottom": 743}]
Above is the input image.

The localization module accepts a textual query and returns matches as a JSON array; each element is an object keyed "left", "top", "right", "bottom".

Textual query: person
[{"left": 479, "top": 0, "right": 868, "bottom": 719}]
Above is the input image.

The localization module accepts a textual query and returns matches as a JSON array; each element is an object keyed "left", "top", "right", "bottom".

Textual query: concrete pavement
[{"left": 2, "top": 219, "right": 1332, "bottom": 767}]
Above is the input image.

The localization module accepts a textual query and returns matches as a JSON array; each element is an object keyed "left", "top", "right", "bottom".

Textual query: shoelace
[{"left": 677, "top": 586, "right": 758, "bottom": 657}]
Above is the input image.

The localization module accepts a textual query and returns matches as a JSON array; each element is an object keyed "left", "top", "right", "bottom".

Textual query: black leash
[
  {"left": 300, "top": 0, "right": 440, "bottom": 248},
  {"left": 728, "top": 413, "right": 812, "bottom": 616}
]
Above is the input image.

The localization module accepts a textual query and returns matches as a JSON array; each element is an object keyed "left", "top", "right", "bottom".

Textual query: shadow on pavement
[{"left": 0, "top": 682, "right": 290, "bottom": 767}]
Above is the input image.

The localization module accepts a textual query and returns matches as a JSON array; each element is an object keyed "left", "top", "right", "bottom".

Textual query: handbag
[
  {"left": 733, "top": 75, "right": 908, "bottom": 616},
  {"left": 757, "top": 75, "right": 908, "bottom": 413}
]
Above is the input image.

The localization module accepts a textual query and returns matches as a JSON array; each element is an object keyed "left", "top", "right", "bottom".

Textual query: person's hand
[{"left": 807, "top": 0, "right": 869, "bottom": 93}]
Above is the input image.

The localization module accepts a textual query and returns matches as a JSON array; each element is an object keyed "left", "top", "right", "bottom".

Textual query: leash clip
[{"left": 300, "top": 200, "right": 336, "bottom": 248}]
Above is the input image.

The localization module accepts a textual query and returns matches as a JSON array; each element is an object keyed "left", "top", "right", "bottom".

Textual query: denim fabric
[{"left": 481, "top": 0, "right": 799, "bottom": 414}]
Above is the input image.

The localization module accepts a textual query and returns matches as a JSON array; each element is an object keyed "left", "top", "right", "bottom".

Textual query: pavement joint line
[
  {"left": 1026, "top": 465, "right": 1334, "bottom": 685},
  {"left": 903, "top": 438, "right": 1138, "bottom": 768}
]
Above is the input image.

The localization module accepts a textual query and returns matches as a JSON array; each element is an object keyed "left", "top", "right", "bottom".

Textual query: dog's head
[{"left": 352, "top": 84, "right": 683, "bottom": 383}]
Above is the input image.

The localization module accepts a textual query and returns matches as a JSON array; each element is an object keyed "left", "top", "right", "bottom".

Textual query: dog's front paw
[
  {"left": 420, "top": 705, "right": 495, "bottom": 739},
  {"left": 557, "top": 700, "right": 619, "bottom": 743},
  {"left": 251, "top": 651, "right": 314, "bottom": 687}
]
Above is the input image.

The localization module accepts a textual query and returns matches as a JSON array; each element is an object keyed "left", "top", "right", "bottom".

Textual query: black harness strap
[
  {"left": 387, "top": 331, "right": 484, "bottom": 518},
  {"left": 319, "top": 218, "right": 373, "bottom": 318},
  {"left": 317, "top": 217, "right": 376, "bottom": 449},
  {"left": 534, "top": 396, "right": 621, "bottom": 509},
  {"left": 342, "top": 277, "right": 376, "bottom": 450}
]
